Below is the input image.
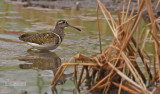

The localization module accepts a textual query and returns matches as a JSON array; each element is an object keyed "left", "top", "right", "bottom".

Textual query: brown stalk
[
  {"left": 155, "top": 86, "right": 160, "bottom": 94},
  {"left": 51, "top": 63, "right": 97, "bottom": 85},
  {"left": 51, "top": 0, "right": 160, "bottom": 93},
  {"left": 108, "top": 61, "right": 149, "bottom": 92},
  {"left": 56, "top": 65, "right": 68, "bottom": 85},
  {"left": 74, "top": 65, "right": 77, "bottom": 83},
  {"left": 121, "top": 0, "right": 145, "bottom": 51},
  {"left": 103, "top": 81, "right": 111, "bottom": 94},
  {"left": 118, "top": 64, "right": 126, "bottom": 94},
  {"left": 121, "top": 52, "right": 146, "bottom": 89},
  {"left": 97, "top": 0, "right": 118, "bottom": 38},
  {"left": 77, "top": 66, "right": 85, "bottom": 87},
  {"left": 112, "top": 82, "right": 140, "bottom": 94},
  {"left": 121, "top": 10, "right": 143, "bottom": 51},
  {"left": 145, "top": 0, "right": 160, "bottom": 80},
  {"left": 117, "top": 8, "right": 122, "bottom": 32},
  {"left": 98, "top": 0, "right": 145, "bottom": 90},
  {"left": 122, "top": 0, "right": 126, "bottom": 23},
  {"left": 51, "top": 65, "right": 64, "bottom": 85},
  {"left": 81, "top": 67, "right": 92, "bottom": 84},
  {"left": 96, "top": 82, "right": 109, "bottom": 89},
  {"left": 155, "top": 0, "right": 160, "bottom": 10},
  {"left": 90, "top": 71, "right": 112, "bottom": 91},
  {"left": 124, "top": 0, "right": 131, "bottom": 21},
  {"left": 122, "top": 4, "right": 148, "bottom": 82},
  {"left": 96, "top": 4, "right": 102, "bottom": 54},
  {"left": 126, "top": 82, "right": 142, "bottom": 93},
  {"left": 137, "top": 0, "right": 140, "bottom": 9},
  {"left": 131, "top": 38, "right": 153, "bottom": 80},
  {"left": 105, "top": 38, "right": 116, "bottom": 61},
  {"left": 141, "top": 30, "right": 150, "bottom": 51},
  {"left": 148, "top": 74, "right": 159, "bottom": 87},
  {"left": 126, "top": 42, "right": 147, "bottom": 83}
]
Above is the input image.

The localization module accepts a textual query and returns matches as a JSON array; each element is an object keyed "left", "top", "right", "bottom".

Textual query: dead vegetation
[{"left": 51, "top": 0, "right": 160, "bottom": 94}]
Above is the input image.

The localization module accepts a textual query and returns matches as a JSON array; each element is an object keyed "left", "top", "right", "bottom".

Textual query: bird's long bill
[{"left": 68, "top": 24, "right": 81, "bottom": 31}]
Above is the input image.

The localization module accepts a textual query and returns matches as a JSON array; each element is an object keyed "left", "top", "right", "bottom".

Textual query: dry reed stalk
[
  {"left": 120, "top": 0, "right": 145, "bottom": 52},
  {"left": 74, "top": 65, "right": 77, "bottom": 83},
  {"left": 51, "top": 63, "right": 97, "bottom": 86},
  {"left": 118, "top": 64, "right": 126, "bottom": 94},
  {"left": 139, "top": 26, "right": 146, "bottom": 41},
  {"left": 97, "top": 0, "right": 147, "bottom": 91},
  {"left": 112, "top": 82, "right": 140, "bottom": 94},
  {"left": 121, "top": 52, "right": 146, "bottom": 89},
  {"left": 120, "top": 2, "right": 150, "bottom": 83},
  {"left": 124, "top": 0, "right": 131, "bottom": 21},
  {"left": 122, "top": 0, "right": 126, "bottom": 23},
  {"left": 145, "top": 0, "right": 160, "bottom": 80},
  {"left": 108, "top": 62, "right": 151, "bottom": 93},
  {"left": 80, "top": 67, "right": 92, "bottom": 84},
  {"left": 155, "top": 0, "right": 160, "bottom": 10},
  {"left": 56, "top": 65, "right": 68, "bottom": 84},
  {"left": 118, "top": 74, "right": 123, "bottom": 94},
  {"left": 92, "top": 56, "right": 123, "bottom": 91},
  {"left": 155, "top": 86, "right": 160, "bottom": 94},
  {"left": 90, "top": 71, "right": 112, "bottom": 91},
  {"left": 121, "top": 11, "right": 142, "bottom": 51},
  {"left": 123, "top": 4, "right": 135, "bottom": 40},
  {"left": 51, "top": 65, "right": 63, "bottom": 86},
  {"left": 97, "top": 0, "right": 118, "bottom": 39},
  {"left": 126, "top": 82, "right": 142, "bottom": 93},
  {"left": 131, "top": 37, "right": 152, "bottom": 81},
  {"left": 105, "top": 39, "right": 116, "bottom": 61},
  {"left": 141, "top": 30, "right": 150, "bottom": 51},
  {"left": 126, "top": 40, "right": 147, "bottom": 83},
  {"left": 51, "top": 0, "right": 160, "bottom": 93},
  {"left": 96, "top": 82, "right": 109, "bottom": 89},
  {"left": 152, "top": 87, "right": 157, "bottom": 94},
  {"left": 117, "top": 8, "right": 122, "bottom": 32},
  {"left": 152, "top": 55, "right": 157, "bottom": 85},
  {"left": 148, "top": 75, "right": 159, "bottom": 87},
  {"left": 96, "top": 5, "right": 102, "bottom": 54},
  {"left": 77, "top": 66, "right": 85, "bottom": 87},
  {"left": 103, "top": 81, "right": 111, "bottom": 94},
  {"left": 137, "top": 0, "right": 140, "bottom": 9}
]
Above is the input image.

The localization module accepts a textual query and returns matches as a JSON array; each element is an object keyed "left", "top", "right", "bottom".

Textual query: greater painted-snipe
[{"left": 19, "top": 20, "right": 81, "bottom": 51}]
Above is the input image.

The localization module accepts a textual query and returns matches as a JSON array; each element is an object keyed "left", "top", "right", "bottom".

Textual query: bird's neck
[{"left": 53, "top": 25, "right": 65, "bottom": 41}]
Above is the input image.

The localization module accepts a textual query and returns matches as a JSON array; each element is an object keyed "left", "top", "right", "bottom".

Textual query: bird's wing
[{"left": 19, "top": 32, "right": 60, "bottom": 45}]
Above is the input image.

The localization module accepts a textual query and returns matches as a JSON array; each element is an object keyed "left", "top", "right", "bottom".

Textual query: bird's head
[{"left": 56, "top": 20, "right": 81, "bottom": 31}]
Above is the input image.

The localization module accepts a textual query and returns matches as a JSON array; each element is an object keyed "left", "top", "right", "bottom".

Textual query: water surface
[
  {"left": 0, "top": 0, "right": 155, "bottom": 94},
  {"left": 0, "top": 0, "right": 113, "bottom": 94}
]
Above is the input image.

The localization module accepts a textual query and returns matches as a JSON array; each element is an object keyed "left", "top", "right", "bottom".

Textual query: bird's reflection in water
[
  {"left": 19, "top": 51, "right": 73, "bottom": 93},
  {"left": 19, "top": 51, "right": 61, "bottom": 71}
]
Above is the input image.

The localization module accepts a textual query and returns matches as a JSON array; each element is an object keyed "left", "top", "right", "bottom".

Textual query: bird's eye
[{"left": 62, "top": 21, "right": 66, "bottom": 24}]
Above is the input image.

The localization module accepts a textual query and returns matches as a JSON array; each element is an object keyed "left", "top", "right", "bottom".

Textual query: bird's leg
[{"left": 27, "top": 47, "right": 33, "bottom": 52}]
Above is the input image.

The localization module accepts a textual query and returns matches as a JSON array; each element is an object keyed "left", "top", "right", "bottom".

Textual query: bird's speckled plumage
[
  {"left": 19, "top": 32, "right": 60, "bottom": 45},
  {"left": 19, "top": 20, "right": 81, "bottom": 50}
]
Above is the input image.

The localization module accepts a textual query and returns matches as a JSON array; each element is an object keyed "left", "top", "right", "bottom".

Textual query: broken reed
[{"left": 51, "top": 0, "right": 160, "bottom": 94}]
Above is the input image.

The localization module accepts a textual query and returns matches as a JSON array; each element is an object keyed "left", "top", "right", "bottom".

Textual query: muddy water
[
  {"left": 0, "top": 0, "right": 113, "bottom": 94},
  {"left": 0, "top": 0, "right": 155, "bottom": 94}
]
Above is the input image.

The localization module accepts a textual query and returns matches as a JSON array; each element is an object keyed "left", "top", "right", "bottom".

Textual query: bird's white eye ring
[{"left": 58, "top": 21, "right": 65, "bottom": 24}]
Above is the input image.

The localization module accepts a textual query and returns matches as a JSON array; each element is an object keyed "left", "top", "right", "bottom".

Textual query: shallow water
[
  {"left": 0, "top": 0, "right": 114, "bottom": 94},
  {"left": 0, "top": 0, "right": 156, "bottom": 94}
]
